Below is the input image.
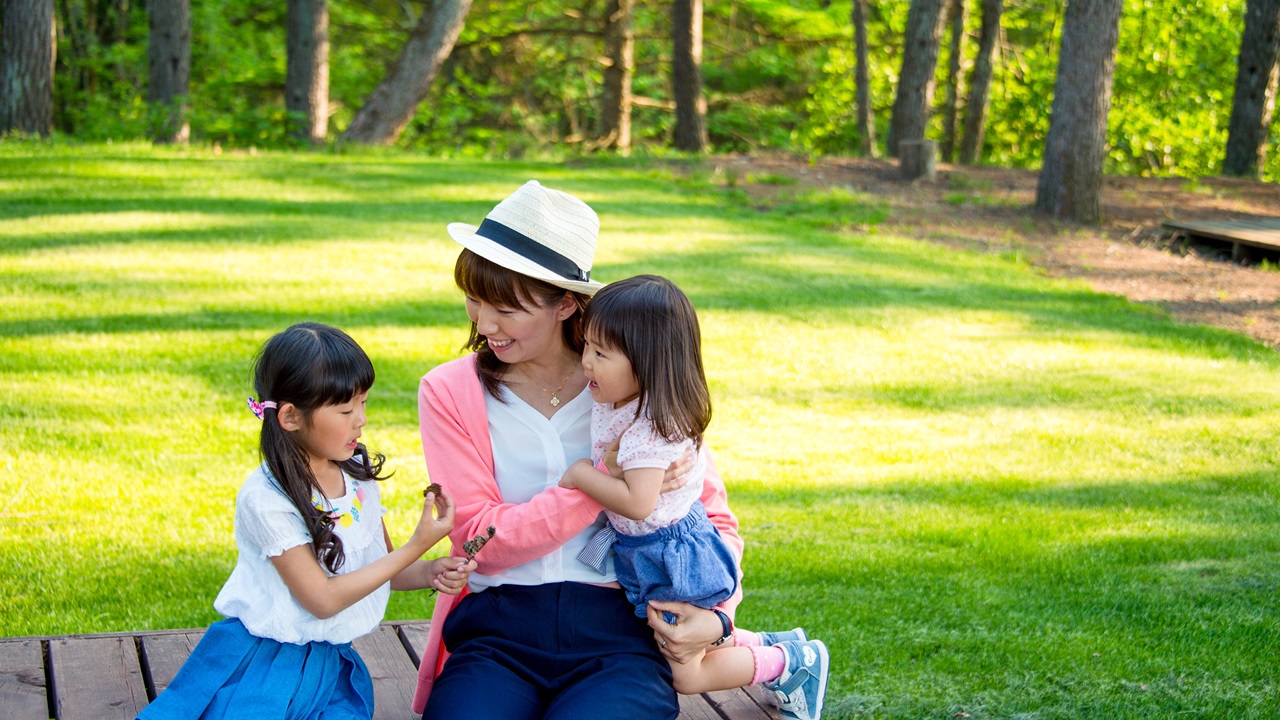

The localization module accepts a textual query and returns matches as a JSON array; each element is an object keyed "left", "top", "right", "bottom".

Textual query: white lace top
[
  {"left": 213, "top": 463, "right": 389, "bottom": 645},
  {"left": 592, "top": 399, "right": 707, "bottom": 536}
]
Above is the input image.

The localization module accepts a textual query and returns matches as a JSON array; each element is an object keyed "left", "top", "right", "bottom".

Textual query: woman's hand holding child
[{"left": 646, "top": 600, "right": 727, "bottom": 664}]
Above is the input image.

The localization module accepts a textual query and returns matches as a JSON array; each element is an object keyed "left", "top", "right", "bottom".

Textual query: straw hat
[{"left": 447, "top": 180, "right": 605, "bottom": 295}]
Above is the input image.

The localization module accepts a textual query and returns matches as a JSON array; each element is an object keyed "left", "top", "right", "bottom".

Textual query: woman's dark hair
[
  {"left": 585, "top": 275, "right": 711, "bottom": 446},
  {"left": 252, "top": 322, "right": 388, "bottom": 574},
  {"left": 454, "top": 249, "right": 589, "bottom": 398}
]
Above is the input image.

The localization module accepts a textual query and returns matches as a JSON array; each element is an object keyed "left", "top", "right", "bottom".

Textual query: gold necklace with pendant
[{"left": 532, "top": 369, "right": 576, "bottom": 407}]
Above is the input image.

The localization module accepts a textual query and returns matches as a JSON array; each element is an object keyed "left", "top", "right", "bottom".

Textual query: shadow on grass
[
  {"left": 0, "top": 297, "right": 463, "bottom": 338},
  {"left": 5, "top": 155, "right": 1276, "bottom": 434},
  {"left": 6, "top": 202, "right": 1275, "bottom": 370}
]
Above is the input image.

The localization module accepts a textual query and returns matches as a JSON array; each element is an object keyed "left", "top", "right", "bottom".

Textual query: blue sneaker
[
  {"left": 757, "top": 627, "right": 807, "bottom": 647},
  {"left": 766, "top": 639, "right": 828, "bottom": 720}
]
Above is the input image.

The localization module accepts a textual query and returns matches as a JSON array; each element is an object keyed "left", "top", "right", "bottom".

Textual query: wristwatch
[{"left": 710, "top": 609, "right": 734, "bottom": 646}]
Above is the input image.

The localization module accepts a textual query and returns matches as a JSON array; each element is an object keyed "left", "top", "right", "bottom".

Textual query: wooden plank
[
  {"left": 49, "top": 635, "right": 148, "bottom": 720},
  {"left": 706, "top": 681, "right": 773, "bottom": 717},
  {"left": 0, "top": 638, "right": 49, "bottom": 720},
  {"left": 679, "top": 691, "right": 728, "bottom": 720},
  {"left": 1163, "top": 219, "right": 1280, "bottom": 251},
  {"left": 354, "top": 624, "right": 422, "bottom": 720},
  {"left": 138, "top": 630, "right": 204, "bottom": 698},
  {"left": 703, "top": 685, "right": 779, "bottom": 719},
  {"left": 396, "top": 621, "right": 431, "bottom": 668},
  {"left": 24, "top": 622, "right": 776, "bottom": 720}
]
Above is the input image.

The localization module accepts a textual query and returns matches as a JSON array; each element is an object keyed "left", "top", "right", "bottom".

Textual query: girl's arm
[
  {"left": 383, "top": 523, "right": 477, "bottom": 593},
  {"left": 560, "top": 459, "right": 662, "bottom": 521},
  {"left": 271, "top": 491, "right": 455, "bottom": 620}
]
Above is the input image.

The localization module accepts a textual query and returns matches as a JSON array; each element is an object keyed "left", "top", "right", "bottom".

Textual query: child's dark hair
[
  {"left": 252, "top": 322, "right": 389, "bottom": 574},
  {"left": 454, "top": 249, "right": 589, "bottom": 398},
  {"left": 585, "top": 275, "right": 711, "bottom": 446}
]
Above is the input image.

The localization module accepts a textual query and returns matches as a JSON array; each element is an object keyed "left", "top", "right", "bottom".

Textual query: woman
[{"left": 411, "top": 181, "right": 744, "bottom": 719}]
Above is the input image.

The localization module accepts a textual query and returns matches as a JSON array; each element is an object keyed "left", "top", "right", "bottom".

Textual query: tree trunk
[
  {"left": 1035, "top": 0, "right": 1123, "bottom": 225},
  {"left": 672, "top": 0, "right": 707, "bottom": 152},
  {"left": 901, "top": 139, "right": 937, "bottom": 181},
  {"left": 1, "top": 0, "right": 56, "bottom": 137},
  {"left": 147, "top": 0, "right": 190, "bottom": 144},
  {"left": 599, "top": 0, "right": 634, "bottom": 154},
  {"left": 959, "top": 0, "right": 1002, "bottom": 164},
  {"left": 853, "top": 0, "right": 875, "bottom": 156},
  {"left": 1223, "top": 0, "right": 1280, "bottom": 177},
  {"left": 888, "top": 0, "right": 948, "bottom": 158},
  {"left": 939, "top": 0, "right": 967, "bottom": 162},
  {"left": 286, "top": 0, "right": 330, "bottom": 144},
  {"left": 340, "top": 0, "right": 472, "bottom": 146}
]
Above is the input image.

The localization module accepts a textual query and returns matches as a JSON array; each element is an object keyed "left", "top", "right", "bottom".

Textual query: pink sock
[
  {"left": 734, "top": 629, "right": 762, "bottom": 647},
  {"left": 748, "top": 645, "right": 787, "bottom": 685}
]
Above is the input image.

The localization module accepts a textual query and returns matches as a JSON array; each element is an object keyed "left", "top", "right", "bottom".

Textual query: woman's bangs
[{"left": 455, "top": 250, "right": 556, "bottom": 310}]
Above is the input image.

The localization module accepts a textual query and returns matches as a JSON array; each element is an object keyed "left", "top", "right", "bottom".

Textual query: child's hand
[
  {"left": 560, "top": 458, "right": 595, "bottom": 489},
  {"left": 429, "top": 556, "right": 476, "bottom": 595},
  {"left": 411, "top": 489, "right": 456, "bottom": 551}
]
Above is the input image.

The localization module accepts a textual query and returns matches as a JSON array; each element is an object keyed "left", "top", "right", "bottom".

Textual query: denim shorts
[{"left": 613, "top": 501, "right": 740, "bottom": 618}]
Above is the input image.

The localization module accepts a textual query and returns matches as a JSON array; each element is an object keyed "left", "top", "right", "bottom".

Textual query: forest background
[{"left": 29, "top": 0, "right": 1280, "bottom": 183}]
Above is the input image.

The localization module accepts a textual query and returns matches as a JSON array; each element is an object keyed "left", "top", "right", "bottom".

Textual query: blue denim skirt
[
  {"left": 136, "top": 618, "right": 374, "bottom": 720},
  {"left": 613, "top": 501, "right": 739, "bottom": 618}
]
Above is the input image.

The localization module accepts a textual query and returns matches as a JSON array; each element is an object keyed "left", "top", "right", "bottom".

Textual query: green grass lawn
[{"left": 2, "top": 142, "right": 1278, "bottom": 719}]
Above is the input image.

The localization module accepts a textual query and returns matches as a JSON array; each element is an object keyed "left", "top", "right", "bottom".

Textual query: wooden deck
[
  {"left": 0, "top": 621, "right": 779, "bottom": 720},
  {"left": 1162, "top": 217, "right": 1280, "bottom": 260}
]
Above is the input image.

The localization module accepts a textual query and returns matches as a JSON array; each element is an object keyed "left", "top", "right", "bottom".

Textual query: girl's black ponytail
[{"left": 253, "top": 323, "right": 389, "bottom": 575}]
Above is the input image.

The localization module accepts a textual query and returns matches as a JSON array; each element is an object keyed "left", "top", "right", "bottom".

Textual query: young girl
[
  {"left": 139, "top": 322, "right": 473, "bottom": 720},
  {"left": 559, "top": 276, "right": 829, "bottom": 720}
]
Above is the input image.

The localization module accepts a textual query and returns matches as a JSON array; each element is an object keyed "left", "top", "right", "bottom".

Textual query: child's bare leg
[{"left": 669, "top": 646, "right": 756, "bottom": 695}]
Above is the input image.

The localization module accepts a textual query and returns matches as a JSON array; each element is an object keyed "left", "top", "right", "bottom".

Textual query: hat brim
[{"left": 448, "top": 222, "right": 605, "bottom": 295}]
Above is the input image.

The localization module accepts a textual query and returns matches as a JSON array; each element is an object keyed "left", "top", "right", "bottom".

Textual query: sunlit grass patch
[{"left": 3, "top": 144, "right": 1279, "bottom": 718}]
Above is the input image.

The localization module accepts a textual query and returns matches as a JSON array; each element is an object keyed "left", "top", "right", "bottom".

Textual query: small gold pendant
[{"left": 549, "top": 395, "right": 560, "bottom": 407}]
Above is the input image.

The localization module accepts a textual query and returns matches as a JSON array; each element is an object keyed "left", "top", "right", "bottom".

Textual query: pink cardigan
[{"left": 410, "top": 354, "right": 744, "bottom": 713}]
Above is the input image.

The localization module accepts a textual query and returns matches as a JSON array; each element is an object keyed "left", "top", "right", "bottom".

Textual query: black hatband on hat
[{"left": 478, "top": 218, "right": 590, "bottom": 283}]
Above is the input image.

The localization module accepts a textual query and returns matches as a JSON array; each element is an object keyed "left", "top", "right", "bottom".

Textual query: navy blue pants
[{"left": 423, "top": 582, "right": 677, "bottom": 720}]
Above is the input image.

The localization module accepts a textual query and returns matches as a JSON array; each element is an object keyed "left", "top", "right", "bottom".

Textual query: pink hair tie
[{"left": 247, "top": 397, "right": 277, "bottom": 420}]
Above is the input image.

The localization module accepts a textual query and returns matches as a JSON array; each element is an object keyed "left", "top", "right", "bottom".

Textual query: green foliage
[
  {"left": 975, "top": 0, "right": 1060, "bottom": 168},
  {"left": 37, "top": 0, "right": 1280, "bottom": 180},
  {"left": 1107, "top": 0, "right": 1243, "bottom": 178},
  {"left": 706, "top": 102, "right": 797, "bottom": 152},
  {"left": 52, "top": 0, "right": 151, "bottom": 139},
  {"left": 189, "top": 3, "right": 291, "bottom": 146}
]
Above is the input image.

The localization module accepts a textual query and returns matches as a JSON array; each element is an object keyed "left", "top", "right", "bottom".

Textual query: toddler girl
[
  {"left": 559, "top": 276, "right": 829, "bottom": 720},
  {"left": 139, "top": 322, "right": 473, "bottom": 720}
]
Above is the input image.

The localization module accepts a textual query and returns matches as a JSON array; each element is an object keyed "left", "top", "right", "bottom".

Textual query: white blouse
[
  {"left": 469, "top": 384, "right": 618, "bottom": 590},
  {"left": 214, "top": 463, "right": 389, "bottom": 645}
]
